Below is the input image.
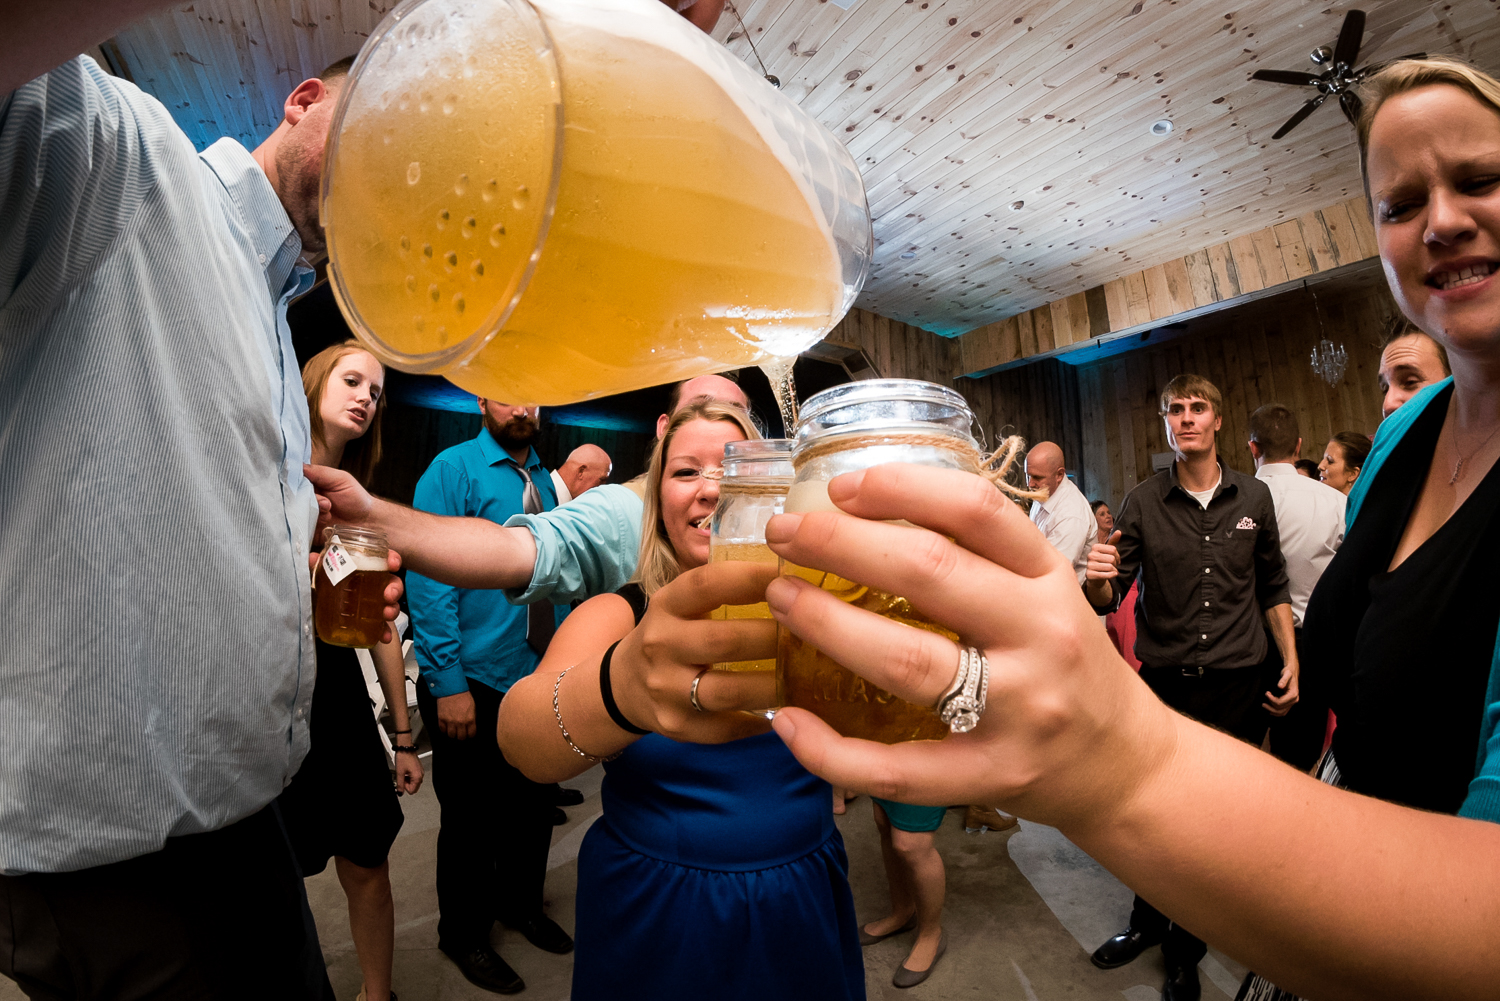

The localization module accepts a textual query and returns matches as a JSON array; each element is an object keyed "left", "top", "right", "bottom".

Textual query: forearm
[
  {"left": 1266, "top": 602, "right": 1297, "bottom": 672},
  {"left": 1084, "top": 578, "right": 1113, "bottom": 609},
  {"left": 497, "top": 652, "right": 639, "bottom": 783},
  {"left": 1068, "top": 713, "right": 1500, "bottom": 1000},
  {"left": 371, "top": 638, "right": 411, "bottom": 734},
  {"left": 366, "top": 497, "right": 537, "bottom": 589},
  {"left": 2, "top": 0, "right": 173, "bottom": 94}
]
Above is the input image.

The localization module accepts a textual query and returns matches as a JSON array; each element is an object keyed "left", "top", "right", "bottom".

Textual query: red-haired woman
[{"left": 280, "top": 340, "right": 422, "bottom": 1001}]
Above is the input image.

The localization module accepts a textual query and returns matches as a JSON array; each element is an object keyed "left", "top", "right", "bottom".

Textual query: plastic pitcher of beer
[{"left": 321, "top": 0, "right": 873, "bottom": 406}]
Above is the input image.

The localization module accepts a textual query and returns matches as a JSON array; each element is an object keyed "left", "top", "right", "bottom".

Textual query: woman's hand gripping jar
[{"left": 778, "top": 380, "right": 982, "bottom": 743}]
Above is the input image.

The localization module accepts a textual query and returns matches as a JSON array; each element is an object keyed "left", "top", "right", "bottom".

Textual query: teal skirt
[{"left": 872, "top": 797, "right": 946, "bottom": 833}]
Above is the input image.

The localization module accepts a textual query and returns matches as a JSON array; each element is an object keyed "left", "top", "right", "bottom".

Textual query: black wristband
[
  {"left": 393, "top": 744, "right": 418, "bottom": 755},
  {"left": 599, "top": 640, "right": 651, "bottom": 735}
]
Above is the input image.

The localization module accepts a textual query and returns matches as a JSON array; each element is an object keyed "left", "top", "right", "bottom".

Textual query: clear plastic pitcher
[{"left": 320, "top": 0, "right": 873, "bottom": 405}]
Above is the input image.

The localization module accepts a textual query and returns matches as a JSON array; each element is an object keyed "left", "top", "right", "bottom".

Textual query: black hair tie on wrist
[{"left": 599, "top": 640, "right": 651, "bottom": 735}]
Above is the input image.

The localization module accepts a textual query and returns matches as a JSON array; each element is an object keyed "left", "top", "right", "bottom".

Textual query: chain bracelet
[{"left": 553, "top": 666, "right": 623, "bottom": 763}]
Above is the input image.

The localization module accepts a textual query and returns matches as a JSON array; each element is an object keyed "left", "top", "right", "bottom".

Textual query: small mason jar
[
  {"left": 777, "top": 380, "right": 979, "bottom": 743},
  {"left": 315, "top": 524, "right": 390, "bottom": 649},
  {"left": 710, "top": 439, "right": 794, "bottom": 674}
]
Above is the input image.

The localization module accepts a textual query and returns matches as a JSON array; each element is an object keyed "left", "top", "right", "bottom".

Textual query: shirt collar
[
  {"left": 1256, "top": 462, "right": 1299, "bottom": 479},
  {"left": 198, "top": 138, "right": 304, "bottom": 301},
  {"left": 551, "top": 470, "right": 574, "bottom": 504},
  {"left": 1168, "top": 458, "right": 1231, "bottom": 498},
  {"left": 477, "top": 428, "right": 541, "bottom": 471}
]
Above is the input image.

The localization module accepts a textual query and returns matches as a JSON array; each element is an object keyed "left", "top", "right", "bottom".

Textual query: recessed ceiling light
[
  {"left": 900, "top": 252, "right": 916, "bottom": 259},
  {"left": 1151, "top": 119, "right": 1173, "bottom": 136},
  {"left": 1009, "top": 200, "right": 1025, "bottom": 211}
]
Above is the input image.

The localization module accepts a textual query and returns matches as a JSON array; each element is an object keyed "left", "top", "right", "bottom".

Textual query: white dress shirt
[
  {"left": 1030, "top": 475, "right": 1098, "bottom": 584},
  {"left": 1255, "top": 462, "right": 1346, "bottom": 628},
  {"left": 551, "top": 468, "right": 574, "bottom": 505}
]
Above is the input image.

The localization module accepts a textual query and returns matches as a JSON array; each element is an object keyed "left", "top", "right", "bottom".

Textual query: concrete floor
[{"left": 0, "top": 762, "right": 1249, "bottom": 1001}]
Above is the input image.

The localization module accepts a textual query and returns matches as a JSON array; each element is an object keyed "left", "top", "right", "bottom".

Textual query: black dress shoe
[
  {"left": 1162, "top": 963, "right": 1201, "bottom": 1001},
  {"left": 1090, "top": 927, "right": 1162, "bottom": 970},
  {"left": 509, "top": 913, "right": 575, "bottom": 955},
  {"left": 551, "top": 806, "right": 568, "bottom": 826},
  {"left": 441, "top": 945, "right": 524, "bottom": 995},
  {"left": 552, "top": 786, "right": 585, "bottom": 807}
]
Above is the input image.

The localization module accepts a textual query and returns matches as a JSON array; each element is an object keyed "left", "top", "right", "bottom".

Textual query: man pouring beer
[{"left": 0, "top": 6, "right": 400, "bottom": 995}]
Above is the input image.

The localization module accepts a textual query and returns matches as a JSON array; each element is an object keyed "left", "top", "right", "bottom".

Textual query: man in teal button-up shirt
[{"left": 407, "top": 400, "right": 573, "bottom": 991}]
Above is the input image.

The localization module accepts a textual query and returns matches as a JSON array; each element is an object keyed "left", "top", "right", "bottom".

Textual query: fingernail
[
  {"left": 827, "top": 469, "right": 866, "bottom": 503},
  {"left": 765, "top": 575, "right": 795, "bottom": 616},
  {"left": 772, "top": 710, "right": 797, "bottom": 742},
  {"left": 764, "top": 512, "right": 804, "bottom": 544}
]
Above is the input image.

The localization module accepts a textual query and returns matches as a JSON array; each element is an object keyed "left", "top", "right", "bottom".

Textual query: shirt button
[
  {"left": 258, "top": 253, "right": 267, "bottom": 264},
  {"left": 296, "top": 708, "right": 305, "bottom": 719},
  {"left": 1204, "top": 601, "right": 1210, "bottom": 607},
  {"left": 1204, "top": 568, "right": 1211, "bottom": 574},
  {"left": 1201, "top": 634, "right": 1208, "bottom": 640}
]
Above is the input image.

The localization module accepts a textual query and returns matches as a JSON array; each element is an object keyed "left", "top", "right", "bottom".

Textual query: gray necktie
[{"left": 505, "top": 459, "right": 556, "bottom": 655}]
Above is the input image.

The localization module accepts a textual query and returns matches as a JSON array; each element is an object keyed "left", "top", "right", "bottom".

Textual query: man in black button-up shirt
[{"left": 1083, "top": 375, "right": 1299, "bottom": 1001}]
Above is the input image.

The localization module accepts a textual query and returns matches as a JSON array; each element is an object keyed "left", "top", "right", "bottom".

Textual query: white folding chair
[{"left": 355, "top": 612, "right": 431, "bottom": 768}]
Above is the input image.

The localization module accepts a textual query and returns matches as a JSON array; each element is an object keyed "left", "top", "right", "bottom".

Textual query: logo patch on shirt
[{"left": 1236, "top": 517, "right": 1257, "bottom": 530}]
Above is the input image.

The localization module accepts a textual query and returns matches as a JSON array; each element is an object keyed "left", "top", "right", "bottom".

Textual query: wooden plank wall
[
  {"left": 962, "top": 361, "right": 1086, "bottom": 492},
  {"left": 825, "top": 307, "right": 959, "bottom": 387},
  {"left": 1075, "top": 288, "right": 1398, "bottom": 510},
  {"left": 956, "top": 196, "right": 1382, "bottom": 376}
]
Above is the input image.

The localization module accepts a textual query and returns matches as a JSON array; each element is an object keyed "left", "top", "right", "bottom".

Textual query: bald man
[
  {"left": 1025, "top": 442, "right": 1098, "bottom": 584},
  {"left": 1378, "top": 327, "right": 1450, "bottom": 419},
  {"left": 309, "top": 375, "right": 752, "bottom": 606},
  {"left": 552, "top": 444, "right": 613, "bottom": 504}
]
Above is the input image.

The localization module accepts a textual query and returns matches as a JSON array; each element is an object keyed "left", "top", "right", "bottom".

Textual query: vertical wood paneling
[{"left": 1074, "top": 288, "right": 1389, "bottom": 508}]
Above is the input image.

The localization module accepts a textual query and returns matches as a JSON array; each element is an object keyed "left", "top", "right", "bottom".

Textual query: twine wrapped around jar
[{"left": 792, "top": 431, "right": 1045, "bottom": 505}]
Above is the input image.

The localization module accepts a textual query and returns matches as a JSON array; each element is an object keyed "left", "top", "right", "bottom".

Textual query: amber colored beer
[
  {"left": 775, "top": 480, "right": 950, "bottom": 743},
  {"left": 323, "top": 0, "right": 849, "bottom": 405},
  {"left": 315, "top": 538, "right": 389, "bottom": 649},
  {"left": 710, "top": 542, "right": 778, "bottom": 673}
]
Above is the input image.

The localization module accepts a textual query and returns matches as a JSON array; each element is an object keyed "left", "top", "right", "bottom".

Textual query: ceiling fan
[{"left": 1251, "top": 9, "right": 1425, "bottom": 140}]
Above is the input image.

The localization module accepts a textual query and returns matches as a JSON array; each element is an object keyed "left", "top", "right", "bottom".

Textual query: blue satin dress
[{"left": 570, "top": 598, "right": 865, "bottom": 1001}]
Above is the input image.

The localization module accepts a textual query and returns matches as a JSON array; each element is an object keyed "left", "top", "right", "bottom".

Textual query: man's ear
[
  {"left": 1295, "top": 437, "right": 1303, "bottom": 458},
  {"left": 283, "top": 77, "right": 329, "bottom": 126},
  {"left": 1248, "top": 440, "right": 1262, "bottom": 460}
]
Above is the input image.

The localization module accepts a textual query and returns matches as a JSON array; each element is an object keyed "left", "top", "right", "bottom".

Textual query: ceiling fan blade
[
  {"left": 1272, "top": 95, "right": 1326, "bottom": 140},
  {"left": 1252, "top": 69, "right": 1321, "bottom": 86},
  {"left": 1333, "top": 9, "right": 1366, "bottom": 67},
  {"left": 1339, "top": 90, "right": 1362, "bottom": 124}
]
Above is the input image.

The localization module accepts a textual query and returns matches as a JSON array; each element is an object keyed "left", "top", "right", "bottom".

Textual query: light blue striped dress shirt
[{"left": 0, "top": 57, "right": 318, "bottom": 874}]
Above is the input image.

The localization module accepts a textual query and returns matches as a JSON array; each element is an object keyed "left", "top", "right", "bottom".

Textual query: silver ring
[
  {"left": 936, "top": 645, "right": 988, "bottom": 734},
  {"left": 690, "top": 668, "right": 710, "bottom": 713}
]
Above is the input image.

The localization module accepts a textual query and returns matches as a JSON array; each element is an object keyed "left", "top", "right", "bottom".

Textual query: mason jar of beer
[
  {"left": 315, "top": 525, "right": 390, "bottom": 649},
  {"left": 778, "top": 380, "right": 979, "bottom": 743},
  {"left": 710, "top": 439, "right": 793, "bottom": 675}
]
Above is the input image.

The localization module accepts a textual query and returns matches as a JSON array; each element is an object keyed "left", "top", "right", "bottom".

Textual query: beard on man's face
[
  {"left": 484, "top": 410, "right": 540, "bottom": 447},
  {"left": 274, "top": 109, "right": 331, "bottom": 256}
]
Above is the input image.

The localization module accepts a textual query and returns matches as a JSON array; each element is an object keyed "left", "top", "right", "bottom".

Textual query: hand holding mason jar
[{"left": 313, "top": 524, "right": 406, "bottom": 648}]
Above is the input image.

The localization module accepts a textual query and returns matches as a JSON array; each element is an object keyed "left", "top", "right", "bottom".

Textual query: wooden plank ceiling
[{"left": 110, "top": 0, "right": 1500, "bottom": 338}]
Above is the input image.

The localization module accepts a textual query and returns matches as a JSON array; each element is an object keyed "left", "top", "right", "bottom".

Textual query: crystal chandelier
[{"left": 1310, "top": 338, "right": 1348, "bottom": 386}]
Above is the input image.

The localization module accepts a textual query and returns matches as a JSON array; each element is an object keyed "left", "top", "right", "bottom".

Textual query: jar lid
[
  {"left": 793, "top": 379, "right": 976, "bottom": 450},
  {"left": 722, "top": 438, "right": 793, "bottom": 480}
]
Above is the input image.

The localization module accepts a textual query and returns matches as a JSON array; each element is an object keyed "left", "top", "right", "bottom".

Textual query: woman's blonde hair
[
  {"left": 1354, "top": 56, "right": 1500, "bottom": 198},
  {"left": 635, "top": 399, "right": 759, "bottom": 596},
  {"left": 302, "top": 339, "right": 386, "bottom": 487}
]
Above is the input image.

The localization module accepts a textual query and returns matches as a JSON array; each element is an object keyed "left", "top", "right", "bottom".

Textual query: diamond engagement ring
[{"left": 934, "top": 645, "right": 989, "bottom": 734}]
